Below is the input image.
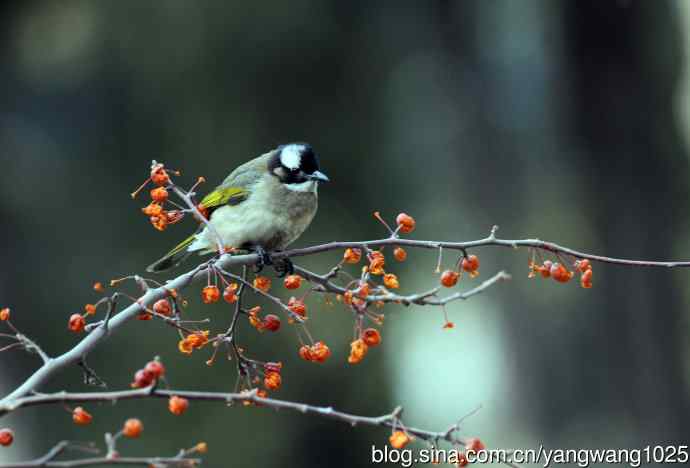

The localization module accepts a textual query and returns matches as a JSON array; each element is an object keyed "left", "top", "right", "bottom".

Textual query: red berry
[
  {"left": 395, "top": 213, "right": 416, "bottom": 233},
  {"left": 287, "top": 297, "right": 307, "bottom": 317},
  {"left": 68, "top": 314, "right": 85, "bottom": 333},
  {"left": 152, "top": 299, "right": 172, "bottom": 316},
  {"left": 263, "top": 314, "right": 281, "bottom": 332},
  {"left": 283, "top": 275, "right": 302, "bottom": 290},
  {"left": 131, "top": 369, "right": 154, "bottom": 388},
  {"left": 440, "top": 270, "right": 460, "bottom": 287},
  {"left": 72, "top": 407, "right": 93, "bottom": 426},
  {"left": 0, "top": 429, "right": 14, "bottom": 447},
  {"left": 168, "top": 396, "right": 189, "bottom": 415},
  {"left": 362, "top": 328, "right": 381, "bottom": 347},
  {"left": 465, "top": 437, "right": 485, "bottom": 453},
  {"left": 122, "top": 418, "right": 143, "bottom": 438},
  {"left": 461, "top": 255, "right": 480, "bottom": 272},
  {"left": 144, "top": 360, "right": 165, "bottom": 379},
  {"left": 150, "top": 187, "right": 169, "bottom": 203},
  {"left": 201, "top": 285, "right": 220, "bottom": 304}
]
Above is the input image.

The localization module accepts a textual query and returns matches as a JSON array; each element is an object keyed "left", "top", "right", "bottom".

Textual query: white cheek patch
[
  {"left": 285, "top": 180, "right": 317, "bottom": 193},
  {"left": 280, "top": 144, "right": 304, "bottom": 170}
]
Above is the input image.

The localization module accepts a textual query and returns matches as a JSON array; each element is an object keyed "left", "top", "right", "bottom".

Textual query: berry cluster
[
  {"left": 130, "top": 358, "right": 166, "bottom": 388},
  {"left": 529, "top": 257, "right": 593, "bottom": 288},
  {"left": 132, "top": 162, "right": 193, "bottom": 232}
]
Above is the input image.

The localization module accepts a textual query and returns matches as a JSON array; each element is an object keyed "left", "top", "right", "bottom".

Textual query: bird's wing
[
  {"left": 199, "top": 186, "right": 249, "bottom": 211},
  {"left": 198, "top": 151, "right": 273, "bottom": 215}
]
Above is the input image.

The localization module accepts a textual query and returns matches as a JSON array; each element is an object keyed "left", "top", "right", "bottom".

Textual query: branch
[
  {"left": 0, "top": 387, "right": 471, "bottom": 450},
  {"left": 278, "top": 227, "right": 690, "bottom": 268},
  {"left": 0, "top": 438, "right": 199, "bottom": 468},
  {"left": 3, "top": 226, "right": 686, "bottom": 406},
  {"left": 297, "top": 267, "right": 511, "bottom": 306}
]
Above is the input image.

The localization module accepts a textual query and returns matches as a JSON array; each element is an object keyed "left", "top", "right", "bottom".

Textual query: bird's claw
[
  {"left": 253, "top": 246, "right": 273, "bottom": 274},
  {"left": 273, "top": 258, "right": 294, "bottom": 277}
]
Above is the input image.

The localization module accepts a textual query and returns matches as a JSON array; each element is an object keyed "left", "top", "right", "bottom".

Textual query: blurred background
[{"left": 1, "top": 0, "right": 690, "bottom": 466}]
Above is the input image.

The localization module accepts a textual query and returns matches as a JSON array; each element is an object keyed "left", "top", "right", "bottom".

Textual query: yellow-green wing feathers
[{"left": 199, "top": 186, "right": 249, "bottom": 210}]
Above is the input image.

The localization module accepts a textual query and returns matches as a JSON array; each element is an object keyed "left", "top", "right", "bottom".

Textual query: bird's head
[{"left": 269, "top": 143, "right": 329, "bottom": 191}]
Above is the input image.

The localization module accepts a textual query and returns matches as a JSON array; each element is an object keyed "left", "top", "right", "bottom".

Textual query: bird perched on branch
[{"left": 147, "top": 143, "right": 329, "bottom": 273}]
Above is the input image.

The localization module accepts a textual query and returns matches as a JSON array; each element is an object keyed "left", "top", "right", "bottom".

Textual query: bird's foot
[
  {"left": 252, "top": 246, "right": 273, "bottom": 274},
  {"left": 273, "top": 257, "right": 294, "bottom": 277}
]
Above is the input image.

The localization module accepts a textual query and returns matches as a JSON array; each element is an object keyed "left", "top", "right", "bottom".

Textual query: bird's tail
[{"left": 146, "top": 233, "right": 197, "bottom": 273}]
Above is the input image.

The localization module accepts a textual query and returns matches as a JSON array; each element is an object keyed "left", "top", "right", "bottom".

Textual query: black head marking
[{"left": 268, "top": 143, "right": 321, "bottom": 184}]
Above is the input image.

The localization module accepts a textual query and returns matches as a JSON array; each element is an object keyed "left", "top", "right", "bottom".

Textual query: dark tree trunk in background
[{"left": 563, "top": 0, "right": 690, "bottom": 441}]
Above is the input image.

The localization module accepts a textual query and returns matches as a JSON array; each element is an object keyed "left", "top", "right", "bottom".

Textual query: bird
[{"left": 146, "top": 143, "right": 329, "bottom": 273}]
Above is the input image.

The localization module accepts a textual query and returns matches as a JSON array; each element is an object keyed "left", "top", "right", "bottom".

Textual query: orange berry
[
  {"left": 144, "top": 360, "right": 165, "bottom": 379},
  {"left": 357, "top": 282, "right": 370, "bottom": 299},
  {"left": 223, "top": 283, "right": 239, "bottom": 303},
  {"left": 142, "top": 202, "right": 163, "bottom": 217},
  {"left": 580, "top": 268, "right": 593, "bottom": 289},
  {"left": 540, "top": 260, "right": 553, "bottom": 278},
  {"left": 72, "top": 407, "right": 93, "bottom": 426},
  {"left": 263, "top": 371, "right": 282, "bottom": 390},
  {"left": 253, "top": 276, "right": 271, "bottom": 292},
  {"left": 383, "top": 273, "right": 399, "bottom": 289},
  {"left": 0, "top": 308, "right": 10, "bottom": 321},
  {"left": 122, "top": 418, "right": 143, "bottom": 438},
  {"left": 575, "top": 259, "right": 592, "bottom": 272},
  {"left": 465, "top": 437, "right": 486, "bottom": 453},
  {"left": 193, "top": 442, "right": 208, "bottom": 454},
  {"left": 201, "top": 285, "right": 220, "bottom": 304},
  {"left": 287, "top": 297, "right": 307, "bottom": 317},
  {"left": 348, "top": 338, "right": 368, "bottom": 364},
  {"left": 178, "top": 339, "right": 193, "bottom": 355},
  {"left": 550, "top": 263, "right": 572, "bottom": 283},
  {"left": 248, "top": 312, "right": 263, "bottom": 330},
  {"left": 153, "top": 299, "right": 172, "bottom": 316},
  {"left": 461, "top": 255, "right": 480, "bottom": 273},
  {"left": 83, "top": 304, "right": 96, "bottom": 316},
  {"left": 263, "top": 314, "right": 281, "bottom": 332},
  {"left": 283, "top": 275, "right": 302, "bottom": 290},
  {"left": 389, "top": 430, "right": 412, "bottom": 449},
  {"left": 298, "top": 345, "right": 313, "bottom": 361},
  {"left": 310, "top": 341, "right": 331, "bottom": 363},
  {"left": 368, "top": 251, "right": 385, "bottom": 275},
  {"left": 186, "top": 331, "right": 209, "bottom": 349},
  {"left": 395, "top": 213, "right": 416, "bottom": 234},
  {"left": 168, "top": 396, "right": 189, "bottom": 416},
  {"left": 150, "top": 166, "right": 170, "bottom": 186},
  {"left": 93, "top": 282, "right": 104, "bottom": 292},
  {"left": 68, "top": 314, "right": 85, "bottom": 333},
  {"left": 393, "top": 247, "right": 407, "bottom": 262},
  {"left": 150, "top": 187, "right": 169, "bottom": 203},
  {"left": 343, "top": 290, "right": 354, "bottom": 305},
  {"left": 150, "top": 215, "right": 168, "bottom": 231},
  {"left": 343, "top": 248, "right": 362, "bottom": 264},
  {"left": 440, "top": 270, "right": 459, "bottom": 287},
  {"left": 0, "top": 429, "right": 14, "bottom": 447},
  {"left": 362, "top": 328, "right": 381, "bottom": 347}
]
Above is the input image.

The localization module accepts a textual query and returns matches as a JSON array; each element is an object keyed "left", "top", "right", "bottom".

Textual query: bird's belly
[{"left": 188, "top": 205, "right": 313, "bottom": 253}]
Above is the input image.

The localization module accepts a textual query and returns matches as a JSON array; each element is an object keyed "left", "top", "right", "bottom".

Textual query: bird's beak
[{"left": 309, "top": 171, "right": 330, "bottom": 183}]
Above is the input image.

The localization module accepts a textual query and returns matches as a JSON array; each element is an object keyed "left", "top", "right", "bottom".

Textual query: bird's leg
[{"left": 252, "top": 245, "right": 273, "bottom": 274}]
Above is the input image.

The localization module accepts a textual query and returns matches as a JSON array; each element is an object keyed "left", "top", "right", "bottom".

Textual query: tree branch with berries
[{"left": 2, "top": 162, "right": 689, "bottom": 467}]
